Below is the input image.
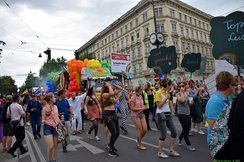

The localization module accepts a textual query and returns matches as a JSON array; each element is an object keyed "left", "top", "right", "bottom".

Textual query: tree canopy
[
  {"left": 0, "top": 76, "right": 17, "bottom": 96},
  {"left": 78, "top": 52, "right": 95, "bottom": 61}
]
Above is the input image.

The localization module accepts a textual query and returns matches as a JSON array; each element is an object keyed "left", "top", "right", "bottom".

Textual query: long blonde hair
[{"left": 43, "top": 93, "right": 54, "bottom": 103}]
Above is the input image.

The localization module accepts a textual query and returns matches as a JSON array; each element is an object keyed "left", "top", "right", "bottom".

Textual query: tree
[
  {"left": 39, "top": 56, "right": 67, "bottom": 79},
  {"left": 0, "top": 76, "right": 17, "bottom": 96},
  {"left": 19, "top": 73, "right": 38, "bottom": 94},
  {"left": 78, "top": 52, "right": 96, "bottom": 61}
]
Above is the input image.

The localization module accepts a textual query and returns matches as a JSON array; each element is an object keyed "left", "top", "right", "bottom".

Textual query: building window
[
  {"left": 133, "top": 65, "right": 137, "bottom": 74},
  {"left": 138, "top": 46, "right": 141, "bottom": 56},
  {"left": 144, "top": 27, "right": 149, "bottom": 36},
  {"left": 199, "top": 21, "right": 201, "bottom": 28},
  {"left": 201, "top": 46, "right": 204, "bottom": 55},
  {"left": 132, "top": 48, "right": 135, "bottom": 58},
  {"left": 121, "top": 40, "right": 124, "bottom": 48},
  {"left": 139, "top": 63, "right": 143, "bottom": 73},
  {"left": 170, "top": 9, "right": 174, "bottom": 17},
  {"left": 130, "top": 22, "right": 133, "bottom": 30},
  {"left": 182, "top": 42, "right": 185, "bottom": 51},
  {"left": 196, "top": 31, "right": 198, "bottom": 40},
  {"left": 135, "top": 18, "right": 138, "bottom": 26},
  {"left": 191, "top": 30, "right": 194, "bottom": 39},
  {"left": 106, "top": 49, "right": 108, "bottom": 57},
  {"left": 211, "top": 62, "right": 214, "bottom": 70},
  {"left": 172, "top": 24, "right": 177, "bottom": 33},
  {"left": 156, "top": 24, "right": 160, "bottom": 32},
  {"left": 192, "top": 44, "right": 195, "bottom": 52},
  {"left": 121, "top": 28, "right": 123, "bottom": 35},
  {"left": 206, "top": 47, "right": 208, "bottom": 55},
  {"left": 112, "top": 45, "right": 115, "bottom": 52},
  {"left": 116, "top": 31, "right": 118, "bottom": 38},
  {"left": 161, "top": 24, "right": 165, "bottom": 33},
  {"left": 173, "top": 40, "right": 178, "bottom": 50},
  {"left": 200, "top": 33, "right": 203, "bottom": 41},
  {"left": 208, "top": 35, "right": 211, "bottom": 43},
  {"left": 181, "top": 27, "right": 184, "bottom": 36},
  {"left": 203, "top": 22, "right": 205, "bottom": 29},
  {"left": 189, "top": 17, "right": 192, "bottom": 24},
  {"left": 97, "top": 52, "right": 100, "bottom": 60},
  {"left": 102, "top": 50, "right": 104, "bottom": 58},
  {"left": 131, "top": 36, "right": 134, "bottom": 43},
  {"left": 145, "top": 43, "right": 151, "bottom": 53},
  {"left": 137, "top": 33, "right": 140, "bottom": 40},
  {"left": 206, "top": 24, "right": 209, "bottom": 30},
  {"left": 101, "top": 40, "right": 104, "bottom": 46},
  {"left": 179, "top": 13, "right": 182, "bottom": 20},
  {"left": 109, "top": 47, "right": 111, "bottom": 54},
  {"left": 112, "top": 34, "right": 114, "bottom": 40},
  {"left": 197, "top": 45, "right": 200, "bottom": 53},
  {"left": 186, "top": 29, "right": 189, "bottom": 37},
  {"left": 125, "top": 25, "right": 127, "bottom": 32},
  {"left": 105, "top": 39, "right": 107, "bottom": 44},
  {"left": 143, "top": 12, "right": 148, "bottom": 21},
  {"left": 126, "top": 38, "right": 129, "bottom": 46},
  {"left": 204, "top": 34, "right": 207, "bottom": 42},
  {"left": 155, "top": 8, "right": 158, "bottom": 17},
  {"left": 194, "top": 19, "right": 197, "bottom": 26},
  {"left": 185, "top": 15, "right": 187, "bottom": 23},
  {"left": 187, "top": 43, "right": 190, "bottom": 51},
  {"left": 117, "top": 43, "right": 119, "bottom": 51},
  {"left": 108, "top": 36, "right": 110, "bottom": 42},
  {"left": 209, "top": 48, "right": 212, "bottom": 55},
  {"left": 159, "top": 8, "right": 163, "bottom": 16},
  {"left": 97, "top": 43, "right": 99, "bottom": 49}
]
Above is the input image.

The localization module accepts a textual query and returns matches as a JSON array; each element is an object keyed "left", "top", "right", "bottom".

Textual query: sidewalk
[{"left": 0, "top": 142, "right": 18, "bottom": 162}]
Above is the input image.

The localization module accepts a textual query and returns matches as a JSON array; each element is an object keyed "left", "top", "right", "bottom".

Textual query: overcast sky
[{"left": 0, "top": 0, "right": 243, "bottom": 89}]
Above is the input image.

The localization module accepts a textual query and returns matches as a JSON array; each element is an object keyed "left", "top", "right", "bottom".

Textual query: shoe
[
  {"left": 198, "top": 130, "right": 205, "bottom": 135},
  {"left": 152, "top": 117, "right": 155, "bottom": 121},
  {"left": 77, "top": 130, "right": 82, "bottom": 134},
  {"left": 34, "top": 136, "right": 38, "bottom": 139},
  {"left": 21, "top": 149, "right": 28, "bottom": 154},
  {"left": 26, "top": 122, "right": 31, "bottom": 126},
  {"left": 114, "top": 147, "right": 118, "bottom": 152},
  {"left": 7, "top": 150, "right": 16, "bottom": 157},
  {"left": 191, "top": 128, "right": 198, "bottom": 133},
  {"left": 108, "top": 150, "right": 119, "bottom": 157},
  {"left": 188, "top": 133, "right": 193, "bottom": 136},
  {"left": 37, "top": 134, "right": 41, "bottom": 138},
  {"left": 106, "top": 144, "right": 110, "bottom": 150},
  {"left": 138, "top": 146, "right": 146, "bottom": 150},
  {"left": 95, "top": 136, "right": 100, "bottom": 141},
  {"left": 136, "top": 139, "right": 139, "bottom": 146},
  {"left": 177, "top": 139, "right": 182, "bottom": 146},
  {"left": 187, "top": 145, "right": 196, "bottom": 151},
  {"left": 120, "top": 126, "right": 125, "bottom": 131},
  {"left": 72, "top": 130, "right": 76, "bottom": 135},
  {"left": 86, "top": 132, "right": 92, "bottom": 140},
  {"left": 2, "top": 149, "right": 7, "bottom": 153},
  {"left": 63, "top": 146, "right": 67, "bottom": 153},
  {"left": 168, "top": 150, "right": 180, "bottom": 157},
  {"left": 124, "top": 130, "right": 128, "bottom": 135},
  {"left": 158, "top": 152, "right": 169, "bottom": 158}
]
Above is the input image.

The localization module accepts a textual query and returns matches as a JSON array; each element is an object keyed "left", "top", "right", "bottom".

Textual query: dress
[
  {"left": 87, "top": 97, "right": 100, "bottom": 119},
  {"left": 190, "top": 87, "right": 203, "bottom": 123}
]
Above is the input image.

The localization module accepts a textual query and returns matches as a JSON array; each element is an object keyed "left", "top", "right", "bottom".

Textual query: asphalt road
[{"left": 0, "top": 113, "right": 213, "bottom": 162}]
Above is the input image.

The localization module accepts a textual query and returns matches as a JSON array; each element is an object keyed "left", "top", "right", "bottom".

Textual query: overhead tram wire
[
  {"left": 0, "top": 63, "right": 7, "bottom": 75},
  {"left": 220, "top": 6, "right": 244, "bottom": 16},
  {"left": 3, "top": 0, "right": 48, "bottom": 48},
  {"left": 1, "top": 44, "right": 23, "bottom": 61},
  {"left": 0, "top": 27, "right": 22, "bottom": 42}
]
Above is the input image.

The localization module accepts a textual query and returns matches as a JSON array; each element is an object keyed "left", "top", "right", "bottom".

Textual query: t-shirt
[
  {"left": 130, "top": 95, "right": 144, "bottom": 116},
  {"left": 26, "top": 100, "right": 42, "bottom": 119},
  {"left": 68, "top": 93, "right": 87, "bottom": 113},
  {"left": 176, "top": 92, "right": 190, "bottom": 115},
  {"left": 54, "top": 98, "right": 70, "bottom": 121},
  {"left": 206, "top": 91, "right": 230, "bottom": 146},
  {"left": 155, "top": 89, "right": 171, "bottom": 114},
  {"left": 43, "top": 104, "right": 60, "bottom": 128},
  {"left": 7, "top": 103, "right": 25, "bottom": 126}
]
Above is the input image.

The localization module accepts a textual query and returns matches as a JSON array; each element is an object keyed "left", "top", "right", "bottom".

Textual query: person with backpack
[
  {"left": 0, "top": 95, "right": 14, "bottom": 153},
  {"left": 27, "top": 94, "right": 43, "bottom": 139},
  {"left": 206, "top": 71, "right": 234, "bottom": 147}
]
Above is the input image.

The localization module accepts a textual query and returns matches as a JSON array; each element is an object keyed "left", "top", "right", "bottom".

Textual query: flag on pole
[
  {"left": 34, "top": 87, "right": 41, "bottom": 95},
  {"left": 22, "top": 89, "right": 28, "bottom": 95}
]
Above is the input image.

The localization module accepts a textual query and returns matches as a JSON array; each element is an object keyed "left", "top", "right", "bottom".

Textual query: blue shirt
[
  {"left": 27, "top": 101, "right": 42, "bottom": 120},
  {"left": 206, "top": 91, "right": 230, "bottom": 146},
  {"left": 54, "top": 99, "right": 70, "bottom": 121}
]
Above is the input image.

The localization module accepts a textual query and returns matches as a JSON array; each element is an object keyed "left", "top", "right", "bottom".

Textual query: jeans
[
  {"left": 30, "top": 117, "right": 41, "bottom": 136},
  {"left": 178, "top": 114, "right": 191, "bottom": 145},
  {"left": 103, "top": 110, "right": 120, "bottom": 150},
  {"left": 9, "top": 126, "right": 26, "bottom": 152}
]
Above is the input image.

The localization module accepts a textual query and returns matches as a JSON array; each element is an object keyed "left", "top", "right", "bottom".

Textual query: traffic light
[
  {"left": 44, "top": 49, "right": 51, "bottom": 61},
  {"left": 75, "top": 51, "right": 79, "bottom": 60}
]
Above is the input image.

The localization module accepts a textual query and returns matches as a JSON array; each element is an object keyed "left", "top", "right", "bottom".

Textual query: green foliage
[
  {"left": 78, "top": 52, "right": 95, "bottom": 61},
  {"left": 0, "top": 76, "right": 17, "bottom": 96},
  {"left": 18, "top": 74, "right": 39, "bottom": 94}
]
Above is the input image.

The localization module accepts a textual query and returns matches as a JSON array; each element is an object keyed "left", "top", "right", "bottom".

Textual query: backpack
[{"left": 209, "top": 100, "right": 234, "bottom": 159}]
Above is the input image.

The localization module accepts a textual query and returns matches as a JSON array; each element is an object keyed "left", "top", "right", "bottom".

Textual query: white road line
[
  {"left": 127, "top": 124, "right": 171, "bottom": 134},
  {"left": 120, "top": 135, "right": 169, "bottom": 152},
  {"left": 26, "top": 130, "right": 46, "bottom": 162},
  {"left": 76, "top": 139, "right": 105, "bottom": 154}
]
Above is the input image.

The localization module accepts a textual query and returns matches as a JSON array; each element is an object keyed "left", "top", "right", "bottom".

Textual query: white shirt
[
  {"left": 156, "top": 91, "right": 171, "bottom": 114},
  {"left": 7, "top": 103, "right": 25, "bottom": 126},
  {"left": 68, "top": 93, "right": 87, "bottom": 113}
]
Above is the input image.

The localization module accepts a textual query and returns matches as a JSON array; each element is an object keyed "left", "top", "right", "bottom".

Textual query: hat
[
  {"left": 12, "top": 94, "right": 19, "bottom": 100},
  {"left": 0, "top": 99, "right": 3, "bottom": 104},
  {"left": 31, "top": 94, "right": 36, "bottom": 97}
]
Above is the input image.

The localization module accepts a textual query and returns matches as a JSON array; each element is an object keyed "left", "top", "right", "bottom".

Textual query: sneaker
[
  {"left": 124, "top": 130, "right": 128, "bottom": 135},
  {"left": 72, "top": 130, "right": 76, "bottom": 135},
  {"left": 187, "top": 145, "right": 196, "bottom": 151},
  {"left": 120, "top": 126, "right": 125, "bottom": 131},
  {"left": 86, "top": 132, "right": 92, "bottom": 140},
  {"left": 34, "top": 136, "right": 38, "bottom": 139},
  {"left": 191, "top": 128, "right": 198, "bottom": 133},
  {"left": 108, "top": 150, "right": 119, "bottom": 157},
  {"left": 2, "top": 149, "right": 7, "bottom": 153},
  {"left": 7, "top": 150, "right": 16, "bottom": 157},
  {"left": 26, "top": 122, "right": 31, "bottom": 126},
  {"left": 77, "top": 130, "right": 82, "bottom": 134},
  {"left": 106, "top": 144, "right": 110, "bottom": 150},
  {"left": 168, "top": 150, "right": 180, "bottom": 157},
  {"left": 37, "top": 134, "right": 41, "bottom": 138},
  {"left": 63, "top": 146, "right": 67, "bottom": 153},
  {"left": 177, "top": 139, "right": 182, "bottom": 146},
  {"left": 158, "top": 152, "right": 169, "bottom": 158},
  {"left": 21, "top": 149, "right": 28, "bottom": 154},
  {"left": 198, "top": 130, "right": 205, "bottom": 135},
  {"left": 95, "top": 136, "right": 100, "bottom": 141}
]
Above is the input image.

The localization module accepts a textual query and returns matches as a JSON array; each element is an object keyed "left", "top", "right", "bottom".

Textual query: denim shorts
[
  {"left": 44, "top": 124, "right": 58, "bottom": 136},
  {"left": 131, "top": 112, "right": 144, "bottom": 121}
]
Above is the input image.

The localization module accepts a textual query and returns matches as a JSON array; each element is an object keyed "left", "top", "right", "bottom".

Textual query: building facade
[{"left": 77, "top": 0, "right": 215, "bottom": 86}]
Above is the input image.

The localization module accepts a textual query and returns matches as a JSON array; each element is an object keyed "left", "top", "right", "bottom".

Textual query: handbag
[
  {"left": 48, "top": 105, "right": 65, "bottom": 143},
  {"left": 159, "top": 112, "right": 166, "bottom": 120},
  {"left": 9, "top": 105, "right": 22, "bottom": 129}
]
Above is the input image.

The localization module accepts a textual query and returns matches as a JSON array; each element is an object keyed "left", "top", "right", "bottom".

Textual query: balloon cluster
[
  {"left": 47, "top": 71, "right": 61, "bottom": 81},
  {"left": 100, "top": 60, "right": 115, "bottom": 75},
  {"left": 45, "top": 79, "right": 56, "bottom": 94},
  {"left": 65, "top": 76, "right": 81, "bottom": 98}
]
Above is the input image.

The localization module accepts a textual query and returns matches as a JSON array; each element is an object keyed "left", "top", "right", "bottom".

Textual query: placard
[
  {"left": 181, "top": 53, "right": 201, "bottom": 72},
  {"left": 111, "top": 53, "right": 131, "bottom": 73}
]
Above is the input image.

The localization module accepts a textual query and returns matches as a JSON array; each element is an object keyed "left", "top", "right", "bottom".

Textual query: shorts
[
  {"left": 3, "top": 123, "right": 15, "bottom": 136},
  {"left": 43, "top": 124, "right": 58, "bottom": 136},
  {"left": 131, "top": 112, "right": 144, "bottom": 121}
]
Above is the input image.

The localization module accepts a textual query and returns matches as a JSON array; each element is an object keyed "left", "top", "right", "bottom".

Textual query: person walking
[
  {"left": 130, "top": 84, "right": 147, "bottom": 150},
  {"left": 27, "top": 94, "right": 43, "bottom": 139},
  {"left": 117, "top": 85, "right": 129, "bottom": 135},
  {"left": 42, "top": 92, "right": 67, "bottom": 162},
  {"left": 68, "top": 92, "right": 87, "bottom": 135},
  {"left": 200, "top": 83, "right": 210, "bottom": 124},
  {"left": 0, "top": 95, "right": 14, "bottom": 153},
  {"left": 155, "top": 79, "right": 180, "bottom": 158},
  {"left": 176, "top": 82, "right": 195, "bottom": 151},
  {"left": 6, "top": 94, "right": 28, "bottom": 157},
  {"left": 100, "top": 81, "right": 122, "bottom": 157},
  {"left": 142, "top": 82, "right": 156, "bottom": 131},
  {"left": 84, "top": 86, "right": 101, "bottom": 141}
]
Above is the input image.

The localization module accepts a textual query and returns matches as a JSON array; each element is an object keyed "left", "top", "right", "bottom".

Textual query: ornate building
[{"left": 77, "top": 0, "right": 214, "bottom": 85}]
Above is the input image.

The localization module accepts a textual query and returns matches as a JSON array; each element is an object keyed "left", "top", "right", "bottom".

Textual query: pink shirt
[
  {"left": 130, "top": 95, "right": 144, "bottom": 117},
  {"left": 7, "top": 103, "right": 25, "bottom": 126},
  {"left": 43, "top": 104, "right": 60, "bottom": 128}
]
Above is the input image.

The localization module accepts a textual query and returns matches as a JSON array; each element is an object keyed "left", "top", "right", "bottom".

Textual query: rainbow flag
[{"left": 22, "top": 89, "right": 28, "bottom": 95}]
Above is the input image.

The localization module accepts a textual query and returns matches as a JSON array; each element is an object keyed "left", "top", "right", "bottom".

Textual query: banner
[
  {"left": 111, "top": 53, "right": 131, "bottom": 73},
  {"left": 205, "top": 74, "right": 216, "bottom": 96},
  {"left": 215, "top": 60, "right": 238, "bottom": 75}
]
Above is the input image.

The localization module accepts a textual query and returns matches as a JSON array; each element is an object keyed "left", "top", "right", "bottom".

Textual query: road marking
[
  {"left": 26, "top": 130, "right": 46, "bottom": 162},
  {"left": 127, "top": 124, "right": 171, "bottom": 134},
  {"left": 120, "top": 135, "right": 169, "bottom": 152}
]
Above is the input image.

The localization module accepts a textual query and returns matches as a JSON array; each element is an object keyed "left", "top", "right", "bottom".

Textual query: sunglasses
[
  {"left": 234, "top": 84, "right": 243, "bottom": 86},
  {"left": 179, "top": 85, "right": 185, "bottom": 88}
]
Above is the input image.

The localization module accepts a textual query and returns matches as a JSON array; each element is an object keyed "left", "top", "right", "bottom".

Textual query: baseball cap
[
  {"left": 31, "top": 94, "right": 37, "bottom": 97},
  {"left": 12, "top": 94, "right": 19, "bottom": 100}
]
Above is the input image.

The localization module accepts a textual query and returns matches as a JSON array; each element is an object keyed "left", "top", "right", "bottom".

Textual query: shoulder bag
[{"left": 9, "top": 105, "right": 22, "bottom": 129}]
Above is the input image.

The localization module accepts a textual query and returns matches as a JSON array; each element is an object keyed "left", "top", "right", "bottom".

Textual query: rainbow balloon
[
  {"left": 218, "top": 53, "right": 236, "bottom": 65},
  {"left": 126, "top": 63, "right": 131, "bottom": 72}
]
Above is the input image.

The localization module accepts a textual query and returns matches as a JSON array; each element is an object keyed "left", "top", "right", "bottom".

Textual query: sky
[{"left": 0, "top": 0, "right": 243, "bottom": 90}]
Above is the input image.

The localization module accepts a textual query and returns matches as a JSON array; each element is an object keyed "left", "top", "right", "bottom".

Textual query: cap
[{"left": 12, "top": 94, "right": 19, "bottom": 100}]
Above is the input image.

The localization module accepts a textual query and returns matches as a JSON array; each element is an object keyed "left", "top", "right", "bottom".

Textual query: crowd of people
[{"left": 0, "top": 71, "right": 244, "bottom": 161}]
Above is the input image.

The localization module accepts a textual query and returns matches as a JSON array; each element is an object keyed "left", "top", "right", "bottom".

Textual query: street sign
[
  {"left": 138, "top": 79, "right": 142, "bottom": 83},
  {"left": 183, "top": 76, "right": 186, "bottom": 81},
  {"left": 127, "top": 74, "right": 133, "bottom": 79},
  {"left": 154, "top": 75, "right": 160, "bottom": 82},
  {"left": 160, "top": 74, "right": 166, "bottom": 80}
]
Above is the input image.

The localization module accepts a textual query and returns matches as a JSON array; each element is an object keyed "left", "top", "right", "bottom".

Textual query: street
[{"left": 0, "top": 113, "right": 213, "bottom": 162}]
